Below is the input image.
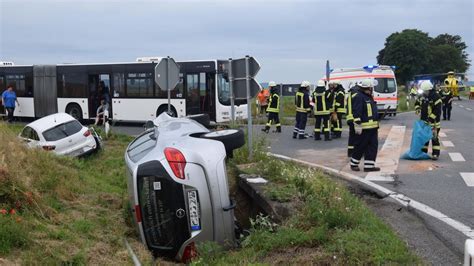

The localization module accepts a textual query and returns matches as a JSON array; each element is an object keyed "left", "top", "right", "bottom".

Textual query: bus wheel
[
  {"left": 156, "top": 105, "right": 177, "bottom": 118},
  {"left": 66, "top": 103, "right": 83, "bottom": 121}
]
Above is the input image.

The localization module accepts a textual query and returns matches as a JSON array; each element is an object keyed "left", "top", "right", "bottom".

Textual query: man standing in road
[
  {"left": 440, "top": 86, "right": 453, "bottom": 121},
  {"left": 1, "top": 85, "right": 20, "bottom": 123},
  {"left": 331, "top": 81, "right": 345, "bottom": 139},
  {"left": 262, "top": 82, "right": 281, "bottom": 133},
  {"left": 257, "top": 85, "right": 270, "bottom": 116},
  {"left": 350, "top": 79, "right": 380, "bottom": 172},
  {"left": 312, "top": 80, "right": 333, "bottom": 141},
  {"left": 415, "top": 80, "right": 442, "bottom": 160},
  {"left": 293, "top": 81, "right": 311, "bottom": 139},
  {"left": 346, "top": 84, "right": 359, "bottom": 157}
]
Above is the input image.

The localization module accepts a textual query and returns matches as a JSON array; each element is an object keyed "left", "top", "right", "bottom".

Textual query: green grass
[
  {"left": 0, "top": 122, "right": 153, "bottom": 265},
  {"left": 196, "top": 138, "right": 421, "bottom": 264}
]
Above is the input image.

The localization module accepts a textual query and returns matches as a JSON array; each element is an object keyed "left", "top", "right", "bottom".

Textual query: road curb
[{"left": 269, "top": 153, "right": 474, "bottom": 240}]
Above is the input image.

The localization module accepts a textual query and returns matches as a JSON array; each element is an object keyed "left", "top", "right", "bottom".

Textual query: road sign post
[
  {"left": 245, "top": 56, "right": 253, "bottom": 160},
  {"left": 228, "top": 58, "right": 235, "bottom": 124},
  {"left": 155, "top": 57, "right": 180, "bottom": 116}
]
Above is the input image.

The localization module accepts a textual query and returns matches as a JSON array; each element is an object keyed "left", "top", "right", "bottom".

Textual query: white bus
[
  {"left": 0, "top": 59, "right": 248, "bottom": 123},
  {"left": 323, "top": 65, "right": 398, "bottom": 116}
]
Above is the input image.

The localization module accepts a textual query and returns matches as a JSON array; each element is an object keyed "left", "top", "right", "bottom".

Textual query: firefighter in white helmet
[{"left": 293, "top": 81, "right": 311, "bottom": 139}]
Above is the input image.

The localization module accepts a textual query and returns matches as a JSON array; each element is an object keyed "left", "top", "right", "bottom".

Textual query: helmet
[
  {"left": 358, "top": 78, "right": 378, "bottom": 88},
  {"left": 328, "top": 80, "right": 339, "bottom": 85},
  {"left": 268, "top": 81, "right": 277, "bottom": 87},
  {"left": 301, "top": 80, "right": 311, "bottom": 88},
  {"left": 317, "top": 80, "right": 325, "bottom": 87},
  {"left": 447, "top": 71, "right": 455, "bottom": 75},
  {"left": 419, "top": 80, "right": 433, "bottom": 91}
]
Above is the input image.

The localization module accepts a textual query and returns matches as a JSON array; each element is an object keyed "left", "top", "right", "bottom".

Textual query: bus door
[
  {"left": 0, "top": 75, "right": 5, "bottom": 115},
  {"left": 88, "top": 74, "right": 111, "bottom": 119},
  {"left": 185, "top": 72, "right": 215, "bottom": 119}
]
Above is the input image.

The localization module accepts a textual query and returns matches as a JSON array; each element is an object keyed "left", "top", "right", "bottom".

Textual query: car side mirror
[{"left": 144, "top": 120, "right": 155, "bottom": 130}]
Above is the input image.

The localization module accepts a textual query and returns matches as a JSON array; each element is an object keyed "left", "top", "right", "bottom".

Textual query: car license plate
[{"left": 187, "top": 191, "right": 201, "bottom": 231}]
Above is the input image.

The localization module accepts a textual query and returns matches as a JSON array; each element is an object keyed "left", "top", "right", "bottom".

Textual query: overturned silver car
[{"left": 125, "top": 113, "right": 244, "bottom": 262}]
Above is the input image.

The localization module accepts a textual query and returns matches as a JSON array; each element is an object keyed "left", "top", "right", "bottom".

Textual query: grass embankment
[
  {"left": 0, "top": 123, "right": 152, "bottom": 264},
  {"left": 194, "top": 137, "right": 420, "bottom": 264}
]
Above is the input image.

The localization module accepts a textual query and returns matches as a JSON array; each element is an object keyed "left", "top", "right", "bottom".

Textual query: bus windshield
[
  {"left": 374, "top": 78, "right": 396, "bottom": 93},
  {"left": 217, "top": 74, "right": 246, "bottom": 105}
]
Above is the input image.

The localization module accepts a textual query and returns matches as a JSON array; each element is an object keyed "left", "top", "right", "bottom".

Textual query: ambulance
[{"left": 323, "top": 65, "right": 398, "bottom": 117}]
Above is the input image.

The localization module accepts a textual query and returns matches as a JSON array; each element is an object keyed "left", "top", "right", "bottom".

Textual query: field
[{"left": 0, "top": 122, "right": 419, "bottom": 264}]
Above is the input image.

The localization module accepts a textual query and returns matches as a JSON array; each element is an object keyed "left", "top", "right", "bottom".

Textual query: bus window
[
  {"left": 375, "top": 78, "right": 396, "bottom": 93},
  {"left": 6, "top": 74, "right": 33, "bottom": 97},
  {"left": 113, "top": 73, "right": 125, "bottom": 97},
  {"left": 126, "top": 72, "right": 153, "bottom": 97},
  {"left": 58, "top": 72, "right": 88, "bottom": 98},
  {"left": 217, "top": 73, "right": 230, "bottom": 105}
]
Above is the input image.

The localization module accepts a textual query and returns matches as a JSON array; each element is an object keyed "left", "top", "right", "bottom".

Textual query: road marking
[
  {"left": 460, "top": 173, "right": 474, "bottom": 187},
  {"left": 459, "top": 105, "right": 464, "bottom": 108},
  {"left": 442, "top": 140, "right": 454, "bottom": 147},
  {"left": 448, "top": 152, "right": 465, "bottom": 162},
  {"left": 270, "top": 153, "right": 474, "bottom": 239},
  {"left": 467, "top": 108, "right": 472, "bottom": 111},
  {"left": 365, "top": 126, "right": 406, "bottom": 182},
  {"left": 438, "top": 132, "right": 447, "bottom": 138}
]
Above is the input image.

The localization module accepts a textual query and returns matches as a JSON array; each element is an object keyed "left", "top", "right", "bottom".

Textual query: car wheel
[
  {"left": 157, "top": 105, "right": 177, "bottom": 118},
  {"left": 186, "top": 114, "right": 210, "bottom": 128},
  {"left": 200, "top": 129, "right": 245, "bottom": 154},
  {"left": 66, "top": 104, "right": 83, "bottom": 121}
]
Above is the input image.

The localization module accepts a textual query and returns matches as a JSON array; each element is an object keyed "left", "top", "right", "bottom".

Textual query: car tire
[
  {"left": 200, "top": 129, "right": 245, "bottom": 154},
  {"left": 66, "top": 104, "right": 83, "bottom": 121},
  {"left": 186, "top": 114, "right": 210, "bottom": 128},
  {"left": 157, "top": 105, "right": 177, "bottom": 117}
]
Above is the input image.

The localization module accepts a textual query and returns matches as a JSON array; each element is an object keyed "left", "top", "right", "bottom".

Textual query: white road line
[
  {"left": 459, "top": 105, "right": 464, "bottom": 108},
  {"left": 449, "top": 152, "right": 466, "bottom": 162},
  {"left": 365, "top": 126, "right": 406, "bottom": 182},
  {"left": 270, "top": 153, "right": 474, "bottom": 239},
  {"left": 439, "top": 132, "right": 447, "bottom": 138},
  {"left": 460, "top": 173, "right": 474, "bottom": 187},
  {"left": 442, "top": 140, "right": 454, "bottom": 147},
  {"left": 467, "top": 108, "right": 472, "bottom": 111}
]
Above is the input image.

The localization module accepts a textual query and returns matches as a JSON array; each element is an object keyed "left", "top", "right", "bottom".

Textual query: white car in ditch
[{"left": 19, "top": 113, "right": 101, "bottom": 157}]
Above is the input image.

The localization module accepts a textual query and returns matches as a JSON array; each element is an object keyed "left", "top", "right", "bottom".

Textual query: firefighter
[
  {"left": 312, "top": 80, "right": 333, "bottom": 141},
  {"left": 331, "top": 81, "right": 345, "bottom": 139},
  {"left": 346, "top": 84, "right": 359, "bottom": 157},
  {"left": 440, "top": 85, "right": 453, "bottom": 121},
  {"left": 414, "top": 80, "right": 442, "bottom": 160},
  {"left": 350, "top": 78, "right": 380, "bottom": 172},
  {"left": 262, "top": 82, "right": 281, "bottom": 133},
  {"left": 444, "top": 71, "right": 460, "bottom": 100},
  {"left": 293, "top": 81, "right": 311, "bottom": 139}
]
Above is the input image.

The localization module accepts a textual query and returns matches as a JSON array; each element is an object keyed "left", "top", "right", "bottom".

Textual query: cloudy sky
[{"left": 1, "top": 0, "right": 473, "bottom": 82}]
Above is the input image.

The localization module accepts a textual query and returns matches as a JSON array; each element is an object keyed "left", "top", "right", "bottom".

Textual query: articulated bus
[
  {"left": 0, "top": 59, "right": 248, "bottom": 123},
  {"left": 323, "top": 65, "right": 398, "bottom": 116}
]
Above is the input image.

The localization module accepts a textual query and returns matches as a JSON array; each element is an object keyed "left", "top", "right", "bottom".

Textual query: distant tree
[
  {"left": 377, "top": 29, "right": 432, "bottom": 84},
  {"left": 430, "top": 33, "right": 470, "bottom": 71},
  {"left": 429, "top": 44, "right": 466, "bottom": 73}
]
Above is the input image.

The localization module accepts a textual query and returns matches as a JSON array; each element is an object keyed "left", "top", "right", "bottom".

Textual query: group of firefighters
[{"left": 257, "top": 72, "right": 461, "bottom": 172}]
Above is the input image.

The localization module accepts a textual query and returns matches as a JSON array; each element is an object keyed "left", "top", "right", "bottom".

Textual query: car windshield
[
  {"left": 127, "top": 130, "right": 156, "bottom": 162},
  {"left": 43, "top": 120, "right": 83, "bottom": 141},
  {"left": 374, "top": 78, "right": 397, "bottom": 93}
]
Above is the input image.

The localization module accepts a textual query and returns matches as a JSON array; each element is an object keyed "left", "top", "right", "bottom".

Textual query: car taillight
[
  {"left": 134, "top": 205, "right": 142, "bottom": 223},
  {"left": 83, "top": 130, "right": 91, "bottom": 137},
  {"left": 164, "top": 147, "right": 186, "bottom": 179},
  {"left": 42, "top": 145, "right": 56, "bottom": 151},
  {"left": 181, "top": 242, "right": 197, "bottom": 263}
]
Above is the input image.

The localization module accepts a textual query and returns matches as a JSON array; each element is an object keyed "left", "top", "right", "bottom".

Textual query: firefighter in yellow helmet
[{"left": 444, "top": 71, "right": 461, "bottom": 100}]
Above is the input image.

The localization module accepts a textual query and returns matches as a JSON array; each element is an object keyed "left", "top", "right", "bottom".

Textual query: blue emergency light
[
  {"left": 363, "top": 65, "right": 378, "bottom": 72},
  {"left": 390, "top": 65, "right": 397, "bottom": 70}
]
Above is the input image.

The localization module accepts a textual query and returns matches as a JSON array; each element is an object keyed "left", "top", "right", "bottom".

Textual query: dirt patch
[
  {"left": 262, "top": 246, "right": 332, "bottom": 265},
  {"left": 409, "top": 161, "right": 440, "bottom": 172}
]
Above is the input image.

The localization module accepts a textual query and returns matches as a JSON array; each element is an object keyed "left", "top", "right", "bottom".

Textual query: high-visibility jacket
[
  {"left": 415, "top": 90, "right": 442, "bottom": 129},
  {"left": 440, "top": 89, "right": 452, "bottom": 105},
  {"left": 345, "top": 87, "right": 359, "bottom": 122},
  {"left": 444, "top": 76, "right": 459, "bottom": 96},
  {"left": 352, "top": 89, "right": 379, "bottom": 129},
  {"left": 266, "top": 93, "right": 280, "bottom": 113},
  {"left": 333, "top": 86, "right": 346, "bottom": 114},
  {"left": 295, "top": 89, "right": 311, "bottom": 113},
  {"left": 409, "top": 87, "right": 418, "bottom": 96},
  {"left": 312, "top": 86, "right": 333, "bottom": 115}
]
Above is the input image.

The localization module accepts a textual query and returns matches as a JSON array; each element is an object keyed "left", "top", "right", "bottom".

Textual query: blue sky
[{"left": 1, "top": 0, "right": 473, "bottom": 82}]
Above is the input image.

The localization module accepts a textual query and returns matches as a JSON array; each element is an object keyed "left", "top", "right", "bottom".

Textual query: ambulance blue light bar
[{"left": 363, "top": 65, "right": 378, "bottom": 72}]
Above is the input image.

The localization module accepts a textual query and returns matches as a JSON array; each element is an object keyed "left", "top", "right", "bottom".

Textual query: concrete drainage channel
[{"left": 269, "top": 153, "right": 474, "bottom": 265}]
